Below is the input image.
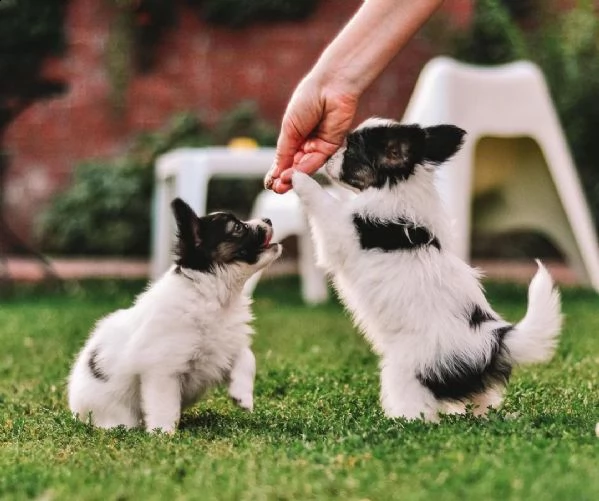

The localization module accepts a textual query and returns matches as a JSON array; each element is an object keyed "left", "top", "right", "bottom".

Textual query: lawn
[{"left": 0, "top": 276, "right": 598, "bottom": 500}]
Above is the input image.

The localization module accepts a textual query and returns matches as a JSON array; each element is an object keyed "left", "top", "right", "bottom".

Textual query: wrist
[{"left": 308, "top": 62, "right": 365, "bottom": 103}]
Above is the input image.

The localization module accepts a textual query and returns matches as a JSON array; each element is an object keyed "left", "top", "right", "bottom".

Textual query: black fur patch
[
  {"left": 468, "top": 304, "right": 498, "bottom": 328},
  {"left": 353, "top": 214, "right": 440, "bottom": 252},
  {"left": 88, "top": 348, "right": 109, "bottom": 382},
  {"left": 171, "top": 198, "right": 271, "bottom": 273},
  {"left": 416, "top": 326, "right": 513, "bottom": 401},
  {"left": 338, "top": 123, "right": 465, "bottom": 191}
]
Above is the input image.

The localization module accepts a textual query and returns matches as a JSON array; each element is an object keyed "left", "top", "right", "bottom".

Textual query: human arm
[{"left": 266, "top": 0, "right": 444, "bottom": 194}]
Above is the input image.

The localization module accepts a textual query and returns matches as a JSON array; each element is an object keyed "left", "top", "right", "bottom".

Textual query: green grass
[{"left": 1, "top": 277, "right": 598, "bottom": 500}]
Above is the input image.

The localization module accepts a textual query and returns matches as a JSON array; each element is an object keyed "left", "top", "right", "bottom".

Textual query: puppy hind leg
[
  {"left": 380, "top": 363, "right": 440, "bottom": 422},
  {"left": 471, "top": 387, "right": 505, "bottom": 417},
  {"left": 440, "top": 400, "right": 468, "bottom": 416},
  {"left": 228, "top": 347, "right": 256, "bottom": 412}
]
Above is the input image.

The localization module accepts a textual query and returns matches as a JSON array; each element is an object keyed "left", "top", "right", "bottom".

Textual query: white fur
[
  {"left": 507, "top": 260, "right": 561, "bottom": 364},
  {"left": 68, "top": 238, "right": 281, "bottom": 433},
  {"left": 292, "top": 135, "right": 562, "bottom": 421}
]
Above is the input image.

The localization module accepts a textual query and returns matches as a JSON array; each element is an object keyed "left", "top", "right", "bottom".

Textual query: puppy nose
[{"left": 262, "top": 218, "right": 272, "bottom": 226}]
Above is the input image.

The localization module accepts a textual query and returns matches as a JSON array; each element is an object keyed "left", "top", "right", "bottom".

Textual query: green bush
[
  {"left": 37, "top": 103, "right": 277, "bottom": 256},
  {"left": 37, "top": 113, "right": 210, "bottom": 256},
  {"left": 453, "top": 0, "right": 527, "bottom": 65}
]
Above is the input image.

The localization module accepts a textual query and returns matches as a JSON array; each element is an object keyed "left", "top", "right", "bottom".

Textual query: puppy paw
[
  {"left": 228, "top": 380, "right": 254, "bottom": 412},
  {"left": 383, "top": 402, "right": 439, "bottom": 423},
  {"left": 147, "top": 423, "right": 177, "bottom": 435},
  {"left": 229, "top": 392, "right": 254, "bottom": 412},
  {"left": 291, "top": 170, "right": 317, "bottom": 196}
]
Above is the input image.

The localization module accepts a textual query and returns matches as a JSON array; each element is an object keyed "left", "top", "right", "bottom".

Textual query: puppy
[
  {"left": 68, "top": 198, "right": 282, "bottom": 433},
  {"left": 290, "top": 118, "right": 562, "bottom": 421}
]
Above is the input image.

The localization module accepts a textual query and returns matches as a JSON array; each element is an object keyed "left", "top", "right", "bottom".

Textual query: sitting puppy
[
  {"left": 290, "top": 118, "right": 562, "bottom": 421},
  {"left": 68, "top": 198, "right": 282, "bottom": 433}
]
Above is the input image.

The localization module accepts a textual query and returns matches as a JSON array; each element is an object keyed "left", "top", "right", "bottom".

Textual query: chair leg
[{"left": 298, "top": 229, "right": 328, "bottom": 304}]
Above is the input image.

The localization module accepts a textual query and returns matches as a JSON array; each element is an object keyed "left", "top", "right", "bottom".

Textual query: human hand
[{"left": 265, "top": 76, "right": 359, "bottom": 194}]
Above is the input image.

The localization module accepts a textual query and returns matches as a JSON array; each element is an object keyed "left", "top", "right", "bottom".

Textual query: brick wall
[{"left": 3, "top": 0, "right": 471, "bottom": 248}]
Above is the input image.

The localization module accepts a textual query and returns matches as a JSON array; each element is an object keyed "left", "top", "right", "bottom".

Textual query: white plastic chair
[{"left": 403, "top": 56, "right": 599, "bottom": 291}]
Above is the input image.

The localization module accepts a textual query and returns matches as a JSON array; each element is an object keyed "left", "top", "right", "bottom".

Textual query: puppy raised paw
[{"left": 291, "top": 170, "right": 319, "bottom": 195}]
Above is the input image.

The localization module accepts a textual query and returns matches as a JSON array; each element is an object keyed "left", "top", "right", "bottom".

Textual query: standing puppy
[
  {"left": 68, "top": 198, "right": 282, "bottom": 433},
  {"left": 291, "top": 118, "right": 562, "bottom": 421}
]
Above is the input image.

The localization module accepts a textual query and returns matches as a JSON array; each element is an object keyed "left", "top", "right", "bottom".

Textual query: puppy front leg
[
  {"left": 292, "top": 171, "right": 350, "bottom": 269},
  {"left": 292, "top": 171, "right": 337, "bottom": 214},
  {"left": 141, "top": 373, "right": 181, "bottom": 434},
  {"left": 228, "top": 347, "right": 255, "bottom": 411}
]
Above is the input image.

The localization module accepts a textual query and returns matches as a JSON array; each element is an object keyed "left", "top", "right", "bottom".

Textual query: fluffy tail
[{"left": 505, "top": 260, "right": 562, "bottom": 364}]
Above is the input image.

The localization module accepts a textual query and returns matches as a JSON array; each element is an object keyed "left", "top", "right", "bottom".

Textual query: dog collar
[{"left": 353, "top": 214, "right": 441, "bottom": 252}]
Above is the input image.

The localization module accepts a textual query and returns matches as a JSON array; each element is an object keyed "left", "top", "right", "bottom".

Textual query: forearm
[{"left": 311, "top": 0, "right": 444, "bottom": 97}]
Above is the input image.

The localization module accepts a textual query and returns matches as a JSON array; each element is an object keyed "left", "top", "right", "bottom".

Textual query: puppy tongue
[{"left": 263, "top": 234, "right": 272, "bottom": 247}]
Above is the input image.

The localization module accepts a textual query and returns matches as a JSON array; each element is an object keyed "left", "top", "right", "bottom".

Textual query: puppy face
[
  {"left": 325, "top": 118, "right": 466, "bottom": 191},
  {"left": 171, "top": 198, "right": 280, "bottom": 273}
]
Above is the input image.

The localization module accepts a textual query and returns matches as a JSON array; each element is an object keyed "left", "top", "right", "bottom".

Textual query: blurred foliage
[
  {"left": 0, "top": 0, "right": 66, "bottom": 141},
  {"left": 212, "top": 100, "right": 278, "bottom": 146},
  {"left": 132, "top": 0, "right": 177, "bottom": 71},
  {"left": 106, "top": 1, "right": 135, "bottom": 114},
  {"left": 438, "top": 0, "right": 599, "bottom": 242},
  {"left": 499, "top": 0, "right": 539, "bottom": 21},
  {"left": 37, "top": 114, "right": 209, "bottom": 256},
  {"left": 37, "top": 102, "right": 276, "bottom": 256},
  {"left": 529, "top": 1, "right": 599, "bottom": 232},
  {"left": 453, "top": 0, "right": 528, "bottom": 65},
  {"left": 194, "top": 0, "right": 319, "bottom": 28}
]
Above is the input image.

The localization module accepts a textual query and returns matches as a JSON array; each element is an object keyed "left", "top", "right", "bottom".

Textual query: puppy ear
[
  {"left": 171, "top": 198, "right": 202, "bottom": 255},
  {"left": 423, "top": 125, "right": 466, "bottom": 165}
]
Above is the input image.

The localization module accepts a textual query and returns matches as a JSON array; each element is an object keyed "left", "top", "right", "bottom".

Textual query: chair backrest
[{"left": 403, "top": 57, "right": 556, "bottom": 137}]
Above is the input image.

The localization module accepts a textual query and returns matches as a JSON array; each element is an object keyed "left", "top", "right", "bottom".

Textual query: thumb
[{"left": 275, "top": 119, "right": 307, "bottom": 174}]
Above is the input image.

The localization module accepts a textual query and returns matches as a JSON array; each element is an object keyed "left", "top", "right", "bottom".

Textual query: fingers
[
  {"left": 272, "top": 179, "right": 292, "bottom": 194},
  {"left": 268, "top": 111, "right": 310, "bottom": 182},
  {"left": 265, "top": 149, "right": 306, "bottom": 189},
  {"left": 270, "top": 151, "right": 327, "bottom": 192}
]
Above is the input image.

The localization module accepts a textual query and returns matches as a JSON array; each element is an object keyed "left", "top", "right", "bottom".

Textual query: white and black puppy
[
  {"left": 68, "top": 198, "right": 282, "bottom": 433},
  {"left": 291, "top": 118, "right": 562, "bottom": 421}
]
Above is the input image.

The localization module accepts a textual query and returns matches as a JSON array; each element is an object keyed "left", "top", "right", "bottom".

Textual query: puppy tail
[{"left": 505, "top": 260, "right": 562, "bottom": 365}]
